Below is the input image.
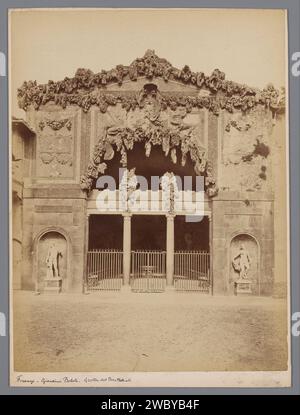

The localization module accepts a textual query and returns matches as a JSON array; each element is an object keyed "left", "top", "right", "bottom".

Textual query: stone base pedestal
[
  {"left": 234, "top": 278, "right": 252, "bottom": 296},
  {"left": 44, "top": 277, "right": 62, "bottom": 294},
  {"left": 121, "top": 284, "right": 132, "bottom": 294}
]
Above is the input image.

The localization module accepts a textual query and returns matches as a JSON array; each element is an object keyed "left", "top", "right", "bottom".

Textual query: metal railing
[
  {"left": 130, "top": 250, "right": 166, "bottom": 292},
  {"left": 174, "top": 251, "right": 210, "bottom": 292},
  {"left": 86, "top": 249, "right": 210, "bottom": 293},
  {"left": 87, "top": 249, "right": 123, "bottom": 291}
]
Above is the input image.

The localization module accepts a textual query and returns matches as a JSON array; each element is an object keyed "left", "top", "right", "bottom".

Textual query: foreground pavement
[{"left": 12, "top": 291, "right": 288, "bottom": 373}]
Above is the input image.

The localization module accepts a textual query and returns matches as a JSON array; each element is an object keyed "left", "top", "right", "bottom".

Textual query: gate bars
[
  {"left": 174, "top": 251, "right": 210, "bottom": 292},
  {"left": 86, "top": 249, "right": 210, "bottom": 292},
  {"left": 131, "top": 250, "right": 166, "bottom": 292},
  {"left": 87, "top": 249, "right": 123, "bottom": 290}
]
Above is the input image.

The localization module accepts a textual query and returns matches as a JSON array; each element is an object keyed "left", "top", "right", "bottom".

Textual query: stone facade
[
  {"left": 12, "top": 118, "right": 36, "bottom": 289},
  {"left": 14, "top": 50, "right": 287, "bottom": 296}
]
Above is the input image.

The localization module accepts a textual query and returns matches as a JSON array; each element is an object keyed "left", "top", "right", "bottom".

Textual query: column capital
[
  {"left": 166, "top": 213, "right": 176, "bottom": 220},
  {"left": 122, "top": 212, "right": 132, "bottom": 219}
]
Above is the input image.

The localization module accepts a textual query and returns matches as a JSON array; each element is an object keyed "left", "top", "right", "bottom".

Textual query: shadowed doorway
[
  {"left": 88, "top": 215, "right": 123, "bottom": 250},
  {"left": 131, "top": 215, "right": 166, "bottom": 251}
]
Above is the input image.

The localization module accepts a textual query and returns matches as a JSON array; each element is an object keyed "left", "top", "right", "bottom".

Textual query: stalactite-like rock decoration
[
  {"left": 80, "top": 82, "right": 216, "bottom": 195},
  {"left": 79, "top": 121, "right": 209, "bottom": 193},
  {"left": 17, "top": 50, "right": 285, "bottom": 116},
  {"left": 18, "top": 50, "right": 283, "bottom": 197}
]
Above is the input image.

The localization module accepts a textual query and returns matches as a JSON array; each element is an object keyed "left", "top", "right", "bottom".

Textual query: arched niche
[
  {"left": 36, "top": 231, "right": 68, "bottom": 292},
  {"left": 229, "top": 233, "right": 260, "bottom": 295}
]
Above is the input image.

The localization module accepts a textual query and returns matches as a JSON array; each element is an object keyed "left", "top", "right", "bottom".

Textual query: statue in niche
[
  {"left": 46, "top": 242, "right": 62, "bottom": 278},
  {"left": 232, "top": 244, "right": 251, "bottom": 280}
]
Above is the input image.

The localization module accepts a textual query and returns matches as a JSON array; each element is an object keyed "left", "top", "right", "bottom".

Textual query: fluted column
[
  {"left": 166, "top": 214, "right": 175, "bottom": 286},
  {"left": 123, "top": 213, "right": 132, "bottom": 285}
]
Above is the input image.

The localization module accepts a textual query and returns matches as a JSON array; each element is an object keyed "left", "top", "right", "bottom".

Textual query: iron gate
[
  {"left": 87, "top": 249, "right": 123, "bottom": 291},
  {"left": 174, "top": 251, "right": 210, "bottom": 292},
  {"left": 130, "top": 250, "right": 166, "bottom": 292}
]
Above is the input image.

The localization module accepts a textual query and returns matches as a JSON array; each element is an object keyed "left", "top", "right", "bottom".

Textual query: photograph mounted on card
[{"left": 9, "top": 8, "right": 290, "bottom": 388}]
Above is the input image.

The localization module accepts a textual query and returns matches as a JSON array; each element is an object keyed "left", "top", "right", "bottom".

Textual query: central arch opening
[{"left": 94, "top": 142, "right": 200, "bottom": 191}]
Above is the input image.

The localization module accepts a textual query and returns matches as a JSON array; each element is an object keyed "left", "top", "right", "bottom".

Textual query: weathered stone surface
[{"left": 12, "top": 52, "right": 286, "bottom": 296}]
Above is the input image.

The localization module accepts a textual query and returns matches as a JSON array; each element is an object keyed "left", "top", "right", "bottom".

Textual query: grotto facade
[{"left": 13, "top": 50, "right": 287, "bottom": 296}]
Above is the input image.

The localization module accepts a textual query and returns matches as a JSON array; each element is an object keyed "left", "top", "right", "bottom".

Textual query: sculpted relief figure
[
  {"left": 232, "top": 245, "right": 251, "bottom": 280},
  {"left": 119, "top": 168, "right": 138, "bottom": 212},
  {"left": 160, "top": 172, "right": 179, "bottom": 213},
  {"left": 46, "top": 242, "right": 62, "bottom": 279}
]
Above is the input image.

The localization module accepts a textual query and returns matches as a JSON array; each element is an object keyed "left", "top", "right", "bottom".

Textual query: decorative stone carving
[
  {"left": 232, "top": 244, "right": 251, "bottom": 280},
  {"left": 38, "top": 134, "right": 73, "bottom": 177},
  {"left": 225, "top": 119, "right": 252, "bottom": 132},
  {"left": 80, "top": 85, "right": 216, "bottom": 195},
  {"left": 232, "top": 245, "right": 252, "bottom": 295},
  {"left": 205, "top": 161, "right": 219, "bottom": 197},
  {"left": 39, "top": 120, "right": 45, "bottom": 130},
  {"left": 38, "top": 231, "right": 67, "bottom": 293},
  {"left": 137, "top": 83, "right": 163, "bottom": 122},
  {"left": 119, "top": 168, "right": 138, "bottom": 212},
  {"left": 229, "top": 234, "right": 259, "bottom": 295},
  {"left": 221, "top": 107, "right": 272, "bottom": 192},
  {"left": 39, "top": 118, "right": 72, "bottom": 131},
  {"left": 37, "top": 115, "right": 74, "bottom": 178},
  {"left": 160, "top": 172, "right": 179, "bottom": 214},
  {"left": 17, "top": 50, "right": 285, "bottom": 115}
]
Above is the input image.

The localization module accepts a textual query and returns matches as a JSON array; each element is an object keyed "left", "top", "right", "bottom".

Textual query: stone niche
[
  {"left": 229, "top": 233, "right": 259, "bottom": 295},
  {"left": 37, "top": 231, "right": 68, "bottom": 292}
]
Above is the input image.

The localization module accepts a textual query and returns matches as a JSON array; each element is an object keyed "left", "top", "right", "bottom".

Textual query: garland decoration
[{"left": 17, "top": 50, "right": 285, "bottom": 115}]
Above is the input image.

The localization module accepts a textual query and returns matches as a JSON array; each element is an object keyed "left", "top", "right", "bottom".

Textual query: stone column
[
  {"left": 83, "top": 214, "right": 90, "bottom": 294},
  {"left": 166, "top": 214, "right": 175, "bottom": 286},
  {"left": 123, "top": 213, "right": 132, "bottom": 286},
  {"left": 208, "top": 214, "right": 213, "bottom": 295}
]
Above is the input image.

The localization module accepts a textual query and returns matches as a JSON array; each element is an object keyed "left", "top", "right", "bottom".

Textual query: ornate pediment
[{"left": 18, "top": 50, "right": 285, "bottom": 115}]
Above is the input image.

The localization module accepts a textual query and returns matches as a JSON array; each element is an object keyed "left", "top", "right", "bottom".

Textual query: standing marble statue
[
  {"left": 232, "top": 245, "right": 251, "bottom": 279},
  {"left": 46, "top": 242, "right": 61, "bottom": 278}
]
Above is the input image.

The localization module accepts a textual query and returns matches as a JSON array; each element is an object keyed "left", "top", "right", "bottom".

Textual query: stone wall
[
  {"left": 20, "top": 105, "right": 90, "bottom": 292},
  {"left": 21, "top": 195, "right": 86, "bottom": 292},
  {"left": 17, "top": 52, "right": 286, "bottom": 295},
  {"left": 211, "top": 192, "right": 274, "bottom": 295}
]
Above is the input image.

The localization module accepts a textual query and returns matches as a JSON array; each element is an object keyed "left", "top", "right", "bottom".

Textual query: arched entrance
[{"left": 84, "top": 82, "right": 216, "bottom": 292}]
